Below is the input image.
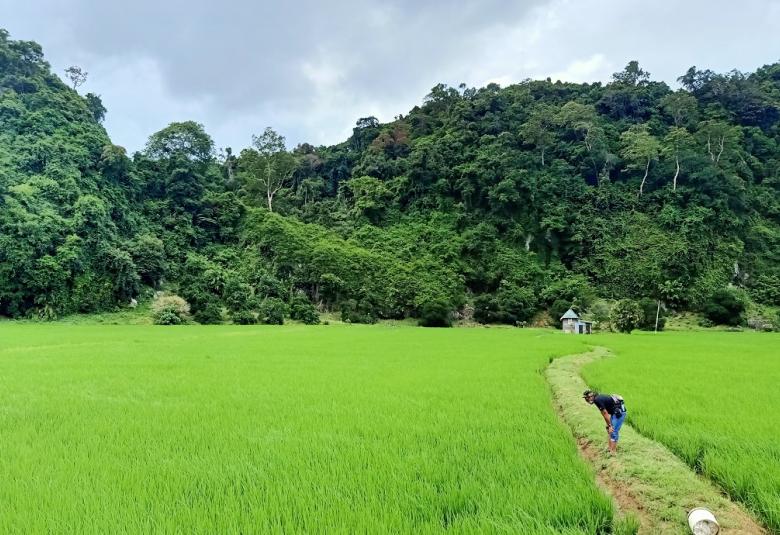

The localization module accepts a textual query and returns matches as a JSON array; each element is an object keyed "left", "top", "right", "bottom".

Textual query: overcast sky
[{"left": 2, "top": 0, "right": 779, "bottom": 153}]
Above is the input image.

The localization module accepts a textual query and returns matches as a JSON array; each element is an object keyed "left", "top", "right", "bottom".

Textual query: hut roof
[{"left": 560, "top": 308, "right": 579, "bottom": 320}]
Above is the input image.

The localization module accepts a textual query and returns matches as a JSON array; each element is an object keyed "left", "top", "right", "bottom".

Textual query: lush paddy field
[
  {"left": 583, "top": 331, "right": 780, "bottom": 532},
  {"left": 0, "top": 325, "right": 615, "bottom": 534}
]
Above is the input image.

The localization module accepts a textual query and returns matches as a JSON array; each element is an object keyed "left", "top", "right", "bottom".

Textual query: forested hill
[{"left": 1, "top": 28, "right": 779, "bottom": 325}]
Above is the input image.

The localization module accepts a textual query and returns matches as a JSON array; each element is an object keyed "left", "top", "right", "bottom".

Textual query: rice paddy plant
[
  {"left": 583, "top": 331, "right": 780, "bottom": 533},
  {"left": 0, "top": 324, "right": 615, "bottom": 533}
]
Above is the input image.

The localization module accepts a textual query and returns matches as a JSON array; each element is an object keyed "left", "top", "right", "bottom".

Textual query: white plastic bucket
[{"left": 688, "top": 507, "right": 720, "bottom": 535}]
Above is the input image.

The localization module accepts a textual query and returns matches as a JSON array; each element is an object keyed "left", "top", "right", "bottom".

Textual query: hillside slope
[
  {"left": 1, "top": 29, "right": 778, "bottom": 324},
  {"left": 0, "top": 29, "right": 142, "bottom": 317}
]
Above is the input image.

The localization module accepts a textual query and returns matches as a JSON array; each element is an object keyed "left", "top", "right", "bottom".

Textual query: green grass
[
  {"left": 550, "top": 348, "right": 763, "bottom": 534},
  {"left": 582, "top": 331, "right": 780, "bottom": 532},
  {"left": 0, "top": 324, "right": 617, "bottom": 534}
]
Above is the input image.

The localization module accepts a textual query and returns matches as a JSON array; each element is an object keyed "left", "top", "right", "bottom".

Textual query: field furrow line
[{"left": 545, "top": 347, "right": 767, "bottom": 535}]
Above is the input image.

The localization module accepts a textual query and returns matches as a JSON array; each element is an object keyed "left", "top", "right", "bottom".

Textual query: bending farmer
[{"left": 583, "top": 390, "right": 626, "bottom": 453}]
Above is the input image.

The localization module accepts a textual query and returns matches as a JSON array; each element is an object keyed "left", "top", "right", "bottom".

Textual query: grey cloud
[
  {"left": 1, "top": 0, "right": 778, "bottom": 152},
  {"left": 43, "top": 1, "right": 546, "bottom": 106}
]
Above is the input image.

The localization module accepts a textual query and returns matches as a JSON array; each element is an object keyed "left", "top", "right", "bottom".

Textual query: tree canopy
[{"left": 1, "top": 28, "right": 779, "bottom": 325}]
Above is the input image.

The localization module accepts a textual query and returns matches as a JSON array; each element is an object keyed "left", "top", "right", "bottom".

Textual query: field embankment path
[{"left": 546, "top": 347, "right": 767, "bottom": 535}]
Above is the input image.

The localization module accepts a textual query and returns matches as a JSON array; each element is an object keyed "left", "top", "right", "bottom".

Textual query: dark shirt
[{"left": 593, "top": 394, "right": 616, "bottom": 414}]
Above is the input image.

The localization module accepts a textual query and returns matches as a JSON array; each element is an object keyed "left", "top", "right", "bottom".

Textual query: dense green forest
[{"left": 1, "top": 29, "right": 779, "bottom": 326}]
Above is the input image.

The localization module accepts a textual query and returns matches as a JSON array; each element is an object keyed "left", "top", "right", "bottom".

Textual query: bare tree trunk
[
  {"left": 639, "top": 158, "right": 651, "bottom": 198},
  {"left": 716, "top": 136, "right": 725, "bottom": 164},
  {"left": 226, "top": 162, "right": 234, "bottom": 181},
  {"left": 673, "top": 154, "right": 680, "bottom": 191},
  {"left": 654, "top": 300, "right": 661, "bottom": 333},
  {"left": 540, "top": 147, "right": 545, "bottom": 167},
  {"left": 706, "top": 134, "right": 726, "bottom": 165},
  {"left": 267, "top": 190, "right": 273, "bottom": 212}
]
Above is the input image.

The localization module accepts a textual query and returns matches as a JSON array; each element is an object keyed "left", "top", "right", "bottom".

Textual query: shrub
[
  {"left": 293, "top": 304, "right": 320, "bottom": 325},
  {"left": 180, "top": 287, "right": 214, "bottom": 315},
  {"left": 495, "top": 281, "right": 537, "bottom": 324},
  {"left": 698, "top": 317, "right": 714, "bottom": 328},
  {"left": 588, "top": 300, "right": 612, "bottom": 330},
  {"left": 151, "top": 294, "right": 190, "bottom": 325},
  {"left": 610, "top": 299, "right": 642, "bottom": 333},
  {"left": 702, "top": 288, "right": 746, "bottom": 326},
  {"left": 748, "top": 274, "right": 780, "bottom": 305},
  {"left": 340, "top": 299, "right": 377, "bottom": 324},
  {"left": 230, "top": 309, "right": 257, "bottom": 325},
  {"left": 154, "top": 309, "right": 183, "bottom": 325},
  {"left": 290, "top": 294, "right": 320, "bottom": 325},
  {"left": 193, "top": 302, "right": 223, "bottom": 324},
  {"left": 223, "top": 278, "right": 256, "bottom": 312},
  {"left": 418, "top": 300, "right": 452, "bottom": 327},
  {"left": 259, "top": 297, "right": 288, "bottom": 325},
  {"left": 473, "top": 294, "right": 498, "bottom": 324},
  {"left": 474, "top": 282, "right": 537, "bottom": 325}
]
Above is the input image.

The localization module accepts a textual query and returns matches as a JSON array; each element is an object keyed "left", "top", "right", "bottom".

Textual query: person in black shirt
[{"left": 583, "top": 390, "right": 626, "bottom": 453}]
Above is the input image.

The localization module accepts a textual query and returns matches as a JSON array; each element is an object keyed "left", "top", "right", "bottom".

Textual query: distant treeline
[{"left": 1, "top": 28, "right": 778, "bottom": 325}]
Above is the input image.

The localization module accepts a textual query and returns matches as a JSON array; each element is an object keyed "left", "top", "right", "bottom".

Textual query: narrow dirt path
[{"left": 546, "top": 347, "right": 767, "bottom": 535}]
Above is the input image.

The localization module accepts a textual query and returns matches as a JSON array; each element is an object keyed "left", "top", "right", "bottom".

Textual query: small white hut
[{"left": 560, "top": 308, "right": 592, "bottom": 334}]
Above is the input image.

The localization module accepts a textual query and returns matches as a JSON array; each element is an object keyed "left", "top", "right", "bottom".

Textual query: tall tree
[
  {"left": 352, "top": 117, "right": 380, "bottom": 151},
  {"left": 64, "top": 65, "right": 87, "bottom": 89},
  {"left": 620, "top": 125, "right": 661, "bottom": 198},
  {"left": 661, "top": 127, "right": 695, "bottom": 191},
  {"left": 145, "top": 121, "right": 214, "bottom": 163},
  {"left": 677, "top": 66, "right": 715, "bottom": 92},
  {"left": 611, "top": 60, "right": 650, "bottom": 86},
  {"left": 520, "top": 104, "right": 556, "bottom": 166},
  {"left": 660, "top": 91, "right": 698, "bottom": 127},
  {"left": 697, "top": 120, "right": 742, "bottom": 166},
  {"left": 239, "top": 127, "right": 297, "bottom": 212},
  {"left": 557, "top": 102, "right": 606, "bottom": 178}
]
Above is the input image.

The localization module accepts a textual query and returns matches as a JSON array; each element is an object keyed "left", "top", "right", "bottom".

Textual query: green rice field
[
  {"left": 0, "top": 325, "right": 611, "bottom": 534},
  {"left": 1, "top": 325, "right": 777, "bottom": 533},
  {"left": 583, "top": 331, "right": 780, "bottom": 532}
]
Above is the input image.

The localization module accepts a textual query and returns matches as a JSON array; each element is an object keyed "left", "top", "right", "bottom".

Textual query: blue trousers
[{"left": 610, "top": 412, "right": 626, "bottom": 442}]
